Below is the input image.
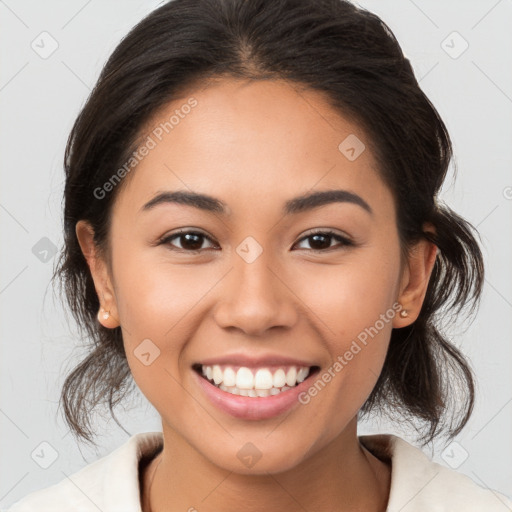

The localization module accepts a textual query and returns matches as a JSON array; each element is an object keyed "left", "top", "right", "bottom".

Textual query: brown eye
[
  {"left": 294, "top": 230, "right": 353, "bottom": 251},
  {"left": 160, "top": 230, "right": 218, "bottom": 252},
  {"left": 159, "top": 229, "right": 352, "bottom": 253}
]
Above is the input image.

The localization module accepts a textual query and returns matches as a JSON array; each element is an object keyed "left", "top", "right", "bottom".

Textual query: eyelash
[{"left": 158, "top": 229, "right": 354, "bottom": 253}]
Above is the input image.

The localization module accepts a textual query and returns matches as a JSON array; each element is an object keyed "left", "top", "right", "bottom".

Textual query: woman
[{"left": 8, "top": 0, "right": 512, "bottom": 510}]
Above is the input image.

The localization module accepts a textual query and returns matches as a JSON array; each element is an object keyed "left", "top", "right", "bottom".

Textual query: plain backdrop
[{"left": 1, "top": 0, "right": 511, "bottom": 508}]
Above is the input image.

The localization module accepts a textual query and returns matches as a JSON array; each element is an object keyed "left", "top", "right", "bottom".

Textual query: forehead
[{"left": 112, "top": 78, "right": 391, "bottom": 221}]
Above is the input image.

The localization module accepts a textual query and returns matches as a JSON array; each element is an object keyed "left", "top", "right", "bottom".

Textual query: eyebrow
[{"left": 140, "top": 189, "right": 373, "bottom": 216}]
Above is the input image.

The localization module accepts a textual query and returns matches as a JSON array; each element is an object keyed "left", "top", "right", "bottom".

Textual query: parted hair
[{"left": 53, "top": 0, "right": 484, "bottom": 446}]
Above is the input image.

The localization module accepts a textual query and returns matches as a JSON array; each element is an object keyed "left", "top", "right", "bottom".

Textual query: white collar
[{"left": 9, "top": 431, "right": 511, "bottom": 511}]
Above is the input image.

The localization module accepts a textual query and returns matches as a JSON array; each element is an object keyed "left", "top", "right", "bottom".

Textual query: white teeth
[
  {"left": 285, "top": 367, "right": 297, "bottom": 387},
  {"left": 297, "top": 367, "right": 309, "bottom": 383},
  {"left": 236, "top": 367, "right": 254, "bottom": 389},
  {"left": 223, "top": 367, "right": 236, "bottom": 387},
  {"left": 212, "top": 365, "right": 223, "bottom": 385},
  {"left": 272, "top": 368, "right": 286, "bottom": 388},
  {"left": 254, "top": 369, "right": 273, "bottom": 389},
  {"left": 199, "top": 364, "right": 313, "bottom": 396},
  {"left": 209, "top": 385, "right": 293, "bottom": 397}
]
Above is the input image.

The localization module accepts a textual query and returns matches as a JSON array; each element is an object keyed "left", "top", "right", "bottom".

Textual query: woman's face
[{"left": 79, "top": 78, "right": 430, "bottom": 474}]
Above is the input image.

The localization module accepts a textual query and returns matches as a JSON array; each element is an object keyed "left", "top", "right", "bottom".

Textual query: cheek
[
  {"left": 112, "top": 240, "right": 218, "bottom": 340},
  {"left": 290, "top": 238, "right": 400, "bottom": 410},
  {"left": 296, "top": 239, "right": 401, "bottom": 342},
  {"left": 110, "top": 245, "right": 219, "bottom": 394}
]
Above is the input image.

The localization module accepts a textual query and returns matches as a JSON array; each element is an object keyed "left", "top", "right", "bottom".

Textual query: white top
[{"left": 7, "top": 432, "right": 512, "bottom": 512}]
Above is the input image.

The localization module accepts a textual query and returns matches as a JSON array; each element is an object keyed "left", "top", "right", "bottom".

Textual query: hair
[{"left": 53, "top": 0, "right": 484, "bottom": 447}]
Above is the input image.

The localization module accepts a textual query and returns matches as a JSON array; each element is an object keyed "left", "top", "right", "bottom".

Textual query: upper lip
[{"left": 195, "top": 353, "right": 318, "bottom": 368}]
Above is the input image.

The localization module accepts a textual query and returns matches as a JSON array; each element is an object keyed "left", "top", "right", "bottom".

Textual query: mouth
[{"left": 192, "top": 363, "right": 321, "bottom": 398}]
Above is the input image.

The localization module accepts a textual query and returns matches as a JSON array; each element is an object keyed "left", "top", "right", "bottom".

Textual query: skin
[{"left": 76, "top": 78, "right": 437, "bottom": 512}]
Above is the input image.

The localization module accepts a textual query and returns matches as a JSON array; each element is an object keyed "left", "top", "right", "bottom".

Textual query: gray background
[{"left": 1, "top": 0, "right": 511, "bottom": 508}]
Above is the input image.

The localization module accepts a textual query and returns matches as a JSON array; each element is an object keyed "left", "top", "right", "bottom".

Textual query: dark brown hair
[{"left": 53, "top": 0, "right": 484, "bottom": 446}]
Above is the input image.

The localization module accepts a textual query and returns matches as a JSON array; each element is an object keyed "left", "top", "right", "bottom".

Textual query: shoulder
[
  {"left": 360, "top": 434, "right": 512, "bottom": 512},
  {"left": 6, "top": 432, "right": 163, "bottom": 512}
]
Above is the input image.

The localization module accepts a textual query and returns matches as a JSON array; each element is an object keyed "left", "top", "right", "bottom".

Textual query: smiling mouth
[{"left": 192, "top": 363, "right": 320, "bottom": 397}]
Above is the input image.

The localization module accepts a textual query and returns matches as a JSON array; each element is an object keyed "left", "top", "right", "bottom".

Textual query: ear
[
  {"left": 75, "top": 220, "right": 120, "bottom": 328},
  {"left": 393, "top": 223, "right": 438, "bottom": 328}
]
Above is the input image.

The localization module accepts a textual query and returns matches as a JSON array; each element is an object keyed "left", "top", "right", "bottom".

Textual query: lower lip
[{"left": 193, "top": 368, "right": 318, "bottom": 421}]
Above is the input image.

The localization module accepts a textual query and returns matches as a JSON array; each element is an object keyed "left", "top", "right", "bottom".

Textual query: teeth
[
  {"left": 285, "top": 366, "right": 297, "bottom": 386},
  {"left": 254, "top": 369, "right": 273, "bottom": 389},
  {"left": 236, "top": 367, "right": 254, "bottom": 389},
  {"left": 223, "top": 367, "right": 236, "bottom": 387},
  {"left": 200, "top": 364, "right": 312, "bottom": 396},
  {"left": 297, "top": 367, "right": 309, "bottom": 383},
  {"left": 272, "top": 369, "right": 286, "bottom": 388},
  {"left": 212, "top": 365, "right": 223, "bottom": 385}
]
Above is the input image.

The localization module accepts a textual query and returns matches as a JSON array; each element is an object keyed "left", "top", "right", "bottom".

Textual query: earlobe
[
  {"left": 96, "top": 306, "right": 119, "bottom": 328},
  {"left": 75, "top": 220, "right": 120, "bottom": 328},
  {"left": 393, "top": 231, "right": 438, "bottom": 328}
]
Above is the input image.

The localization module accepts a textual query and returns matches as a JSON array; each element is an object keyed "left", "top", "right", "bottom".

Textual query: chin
[{"left": 199, "top": 438, "right": 313, "bottom": 476}]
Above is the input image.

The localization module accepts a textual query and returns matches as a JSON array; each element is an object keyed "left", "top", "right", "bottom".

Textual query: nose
[{"left": 213, "top": 248, "right": 299, "bottom": 336}]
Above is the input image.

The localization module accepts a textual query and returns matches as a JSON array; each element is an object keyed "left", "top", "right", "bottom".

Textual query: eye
[
  {"left": 159, "top": 230, "right": 219, "bottom": 252},
  {"left": 158, "top": 228, "right": 353, "bottom": 253},
  {"left": 293, "top": 230, "right": 353, "bottom": 252}
]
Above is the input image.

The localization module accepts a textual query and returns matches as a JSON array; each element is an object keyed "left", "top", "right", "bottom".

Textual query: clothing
[{"left": 7, "top": 431, "right": 512, "bottom": 511}]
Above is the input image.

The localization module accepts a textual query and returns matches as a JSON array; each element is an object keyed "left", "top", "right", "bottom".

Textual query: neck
[{"left": 143, "top": 418, "right": 391, "bottom": 512}]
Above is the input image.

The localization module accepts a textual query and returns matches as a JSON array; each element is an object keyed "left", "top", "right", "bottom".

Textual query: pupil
[
  {"left": 183, "top": 233, "right": 202, "bottom": 250},
  {"left": 310, "top": 234, "right": 330, "bottom": 249}
]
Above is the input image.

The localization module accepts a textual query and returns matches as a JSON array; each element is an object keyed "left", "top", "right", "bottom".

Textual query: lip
[
  {"left": 195, "top": 353, "right": 317, "bottom": 369},
  {"left": 192, "top": 365, "right": 320, "bottom": 421}
]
